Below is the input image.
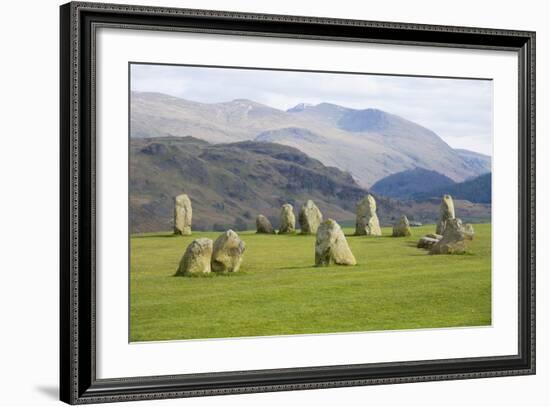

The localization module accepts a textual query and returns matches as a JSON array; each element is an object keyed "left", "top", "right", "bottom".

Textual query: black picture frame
[{"left": 60, "top": 1, "right": 536, "bottom": 404}]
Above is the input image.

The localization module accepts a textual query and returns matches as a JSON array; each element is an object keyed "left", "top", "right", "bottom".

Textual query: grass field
[{"left": 130, "top": 224, "right": 491, "bottom": 342}]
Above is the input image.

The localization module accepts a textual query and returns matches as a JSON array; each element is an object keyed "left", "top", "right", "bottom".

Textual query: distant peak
[
  {"left": 316, "top": 102, "right": 346, "bottom": 109},
  {"left": 231, "top": 98, "right": 254, "bottom": 103},
  {"left": 287, "top": 102, "right": 314, "bottom": 112},
  {"left": 230, "top": 98, "right": 262, "bottom": 106}
]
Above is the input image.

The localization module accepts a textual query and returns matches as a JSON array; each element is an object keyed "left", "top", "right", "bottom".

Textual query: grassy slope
[{"left": 130, "top": 224, "right": 491, "bottom": 342}]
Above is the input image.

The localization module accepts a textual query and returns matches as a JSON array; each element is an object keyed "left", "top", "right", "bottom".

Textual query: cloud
[{"left": 131, "top": 64, "right": 493, "bottom": 155}]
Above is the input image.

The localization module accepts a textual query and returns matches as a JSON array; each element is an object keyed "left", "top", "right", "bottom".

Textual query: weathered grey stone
[
  {"left": 279, "top": 204, "right": 296, "bottom": 234},
  {"left": 355, "top": 194, "right": 382, "bottom": 236},
  {"left": 430, "top": 218, "right": 471, "bottom": 254},
  {"left": 211, "top": 230, "right": 246, "bottom": 272},
  {"left": 256, "top": 214, "right": 275, "bottom": 234},
  {"left": 392, "top": 215, "right": 412, "bottom": 237},
  {"left": 299, "top": 200, "right": 323, "bottom": 234},
  {"left": 463, "top": 223, "right": 475, "bottom": 239},
  {"left": 425, "top": 233, "right": 443, "bottom": 240},
  {"left": 175, "top": 238, "right": 213, "bottom": 276},
  {"left": 436, "top": 194, "right": 455, "bottom": 235},
  {"left": 174, "top": 194, "right": 192, "bottom": 235},
  {"left": 417, "top": 236, "right": 440, "bottom": 249},
  {"left": 315, "top": 219, "right": 357, "bottom": 266}
]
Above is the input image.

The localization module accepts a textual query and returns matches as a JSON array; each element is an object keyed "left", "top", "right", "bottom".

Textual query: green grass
[{"left": 130, "top": 224, "right": 491, "bottom": 342}]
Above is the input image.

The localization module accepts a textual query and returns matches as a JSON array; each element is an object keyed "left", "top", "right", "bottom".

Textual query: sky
[{"left": 131, "top": 64, "right": 493, "bottom": 155}]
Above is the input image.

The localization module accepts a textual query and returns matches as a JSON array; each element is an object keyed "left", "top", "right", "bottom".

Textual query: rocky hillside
[
  {"left": 130, "top": 137, "right": 491, "bottom": 233},
  {"left": 131, "top": 92, "right": 489, "bottom": 187},
  {"left": 455, "top": 149, "right": 492, "bottom": 175},
  {"left": 131, "top": 137, "right": 375, "bottom": 233},
  {"left": 370, "top": 168, "right": 456, "bottom": 199}
]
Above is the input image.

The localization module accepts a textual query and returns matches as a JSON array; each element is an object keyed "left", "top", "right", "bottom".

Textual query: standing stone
[
  {"left": 174, "top": 194, "right": 192, "bottom": 235},
  {"left": 298, "top": 200, "right": 323, "bottom": 234},
  {"left": 279, "top": 204, "right": 296, "bottom": 234},
  {"left": 392, "top": 215, "right": 412, "bottom": 237},
  {"left": 175, "top": 238, "right": 213, "bottom": 276},
  {"left": 436, "top": 194, "right": 455, "bottom": 235},
  {"left": 430, "top": 218, "right": 473, "bottom": 255},
  {"left": 355, "top": 194, "right": 382, "bottom": 236},
  {"left": 256, "top": 214, "right": 275, "bottom": 234},
  {"left": 315, "top": 219, "right": 357, "bottom": 266},
  {"left": 211, "top": 230, "right": 246, "bottom": 272}
]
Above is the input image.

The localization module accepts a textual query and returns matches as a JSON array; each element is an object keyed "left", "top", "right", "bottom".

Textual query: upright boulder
[
  {"left": 436, "top": 194, "right": 455, "bottom": 235},
  {"left": 279, "top": 204, "right": 296, "bottom": 234},
  {"left": 315, "top": 219, "right": 357, "bottom": 266},
  {"left": 175, "top": 238, "right": 213, "bottom": 276},
  {"left": 299, "top": 200, "right": 323, "bottom": 234},
  {"left": 256, "top": 214, "right": 275, "bottom": 234},
  {"left": 174, "top": 194, "right": 192, "bottom": 235},
  {"left": 430, "top": 218, "right": 473, "bottom": 255},
  {"left": 355, "top": 194, "right": 382, "bottom": 236},
  {"left": 211, "top": 230, "right": 246, "bottom": 272},
  {"left": 392, "top": 215, "right": 412, "bottom": 237}
]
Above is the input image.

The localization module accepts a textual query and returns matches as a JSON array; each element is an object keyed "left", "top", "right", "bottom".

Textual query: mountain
[
  {"left": 412, "top": 173, "right": 492, "bottom": 203},
  {"left": 370, "top": 168, "right": 456, "bottom": 199},
  {"left": 131, "top": 92, "right": 489, "bottom": 187},
  {"left": 130, "top": 137, "right": 491, "bottom": 233},
  {"left": 131, "top": 93, "right": 293, "bottom": 143},
  {"left": 131, "top": 137, "right": 369, "bottom": 233},
  {"left": 455, "top": 149, "right": 492, "bottom": 175}
]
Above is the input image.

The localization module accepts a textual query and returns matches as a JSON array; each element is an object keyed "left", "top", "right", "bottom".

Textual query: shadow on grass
[
  {"left": 132, "top": 232, "right": 178, "bottom": 239},
  {"left": 279, "top": 264, "right": 362, "bottom": 271},
  {"left": 406, "top": 241, "right": 421, "bottom": 248},
  {"left": 277, "top": 265, "right": 316, "bottom": 271},
  {"left": 173, "top": 271, "right": 248, "bottom": 278}
]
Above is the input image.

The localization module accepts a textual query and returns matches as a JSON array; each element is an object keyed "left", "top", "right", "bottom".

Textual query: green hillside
[
  {"left": 413, "top": 173, "right": 492, "bottom": 203},
  {"left": 371, "top": 167, "right": 455, "bottom": 199}
]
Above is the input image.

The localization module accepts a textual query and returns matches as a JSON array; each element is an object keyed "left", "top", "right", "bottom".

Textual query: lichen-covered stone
[
  {"left": 355, "top": 194, "right": 382, "bottom": 236},
  {"left": 211, "top": 230, "right": 246, "bottom": 272},
  {"left": 463, "top": 223, "right": 475, "bottom": 239},
  {"left": 279, "top": 204, "right": 296, "bottom": 234},
  {"left": 436, "top": 194, "right": 455, "bottom": 235},
  {"left": 315, "top": 219, "right": 357, "bottom": 266},
  {"left": 425, "top": 233, "right": 443, "bottom": 240},
  {"left": 417, "top": 236, "right": 440, "bottom": 249},
  {"left": 392, "top": 215, "right": 412, "bottom": 237},
  {"left": 174, "top": 194, "right": 192, "bottom": 235},
  {"left": 175, "top": 238, "right": 213, "bottom": 276},
  {"left": 299, "top": 200, "right": 323, "bottom": 234},
  {"left": 430, "top": 218, "right": 471, "bottom": 254},
  {"left": 256, "top": 214, "right": 275, "bottom": 234}
]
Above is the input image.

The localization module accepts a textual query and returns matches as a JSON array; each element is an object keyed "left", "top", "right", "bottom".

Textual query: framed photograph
[{"left": 60, "top": 1, "right": 536, "bottom": 404}]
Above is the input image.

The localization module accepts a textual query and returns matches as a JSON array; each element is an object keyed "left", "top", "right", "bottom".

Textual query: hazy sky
[{"left": 131, "top": 64, "right": 493, "bottom": 155}]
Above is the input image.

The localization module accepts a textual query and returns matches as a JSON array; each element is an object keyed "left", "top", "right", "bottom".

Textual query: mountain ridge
[{"left": 130, "top": 92, "right": 490, "bottom": 187}]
